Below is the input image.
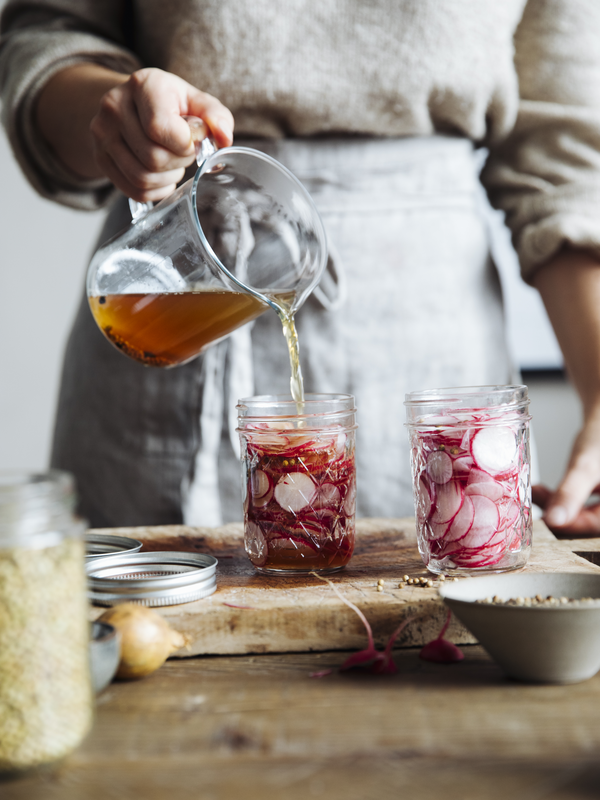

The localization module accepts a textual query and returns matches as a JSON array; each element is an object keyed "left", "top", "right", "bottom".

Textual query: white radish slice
[
  {"left": 498, "top": 497, "right": 520, "bottom": 527},
  {"left": 429, "top": 519, "right": 450, "bottom": 539},
  {"left": 467, "top": 467, "right": 497, "bottom": 485},
  {"left": 452, "top": 456, "right": 474, "bottom": 478},
  {"left": 343, "top": 477, "right": 356, "bottom": 516},
  {"left": 460, "top": 429, "right": 474, "bottom": 451},
  {"left": 426, "top": 450, "right": 452, "bottom": 484},
  {"left": 314, "top": 482, "right": 341, "bottom": 509},
  {"left": 445, "top": 495, "right": 474, "bottom": 541},
  {"left": 250, "top": 432, "right": 291, "bottom": 452},
  {"left": 274, "top": 472, "right": 317, "bottom": 513},
  {"left": 251, "top": 469, "right": 270, "bottom": 499},
  {"left": 459, "top": 494, "right": 499, "bottom": 548},
  {"left": 431, "top": 481, "right": 463, "bottom": 524},
  {"left": 417, "top": 477, "right": 433, "bottom": 521},
  {"left": 244, "top": 521, "right": 268, "bottom": 566},
  {"left": 471, "top": 426, "right": 518, "bottom": 477},
  {"left": 465, "top": 481, "right": 504, "bottom": 503}
]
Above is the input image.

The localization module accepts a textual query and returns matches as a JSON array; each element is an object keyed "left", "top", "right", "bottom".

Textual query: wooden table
[{"left": 4, "top": 523, "right": 600, "bottom": 799}]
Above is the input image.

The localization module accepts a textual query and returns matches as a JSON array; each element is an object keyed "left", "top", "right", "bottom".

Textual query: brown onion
[{"left": 98, "top": 603, "right": 190, "bottom": 680}]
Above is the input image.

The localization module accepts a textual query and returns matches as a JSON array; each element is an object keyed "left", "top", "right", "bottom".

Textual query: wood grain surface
[
  {"left": 4, "top": 646, "right": 600, "bottom": 800},
  {"left": 88, "top": 518, "right": 600, "bottom": 657}
]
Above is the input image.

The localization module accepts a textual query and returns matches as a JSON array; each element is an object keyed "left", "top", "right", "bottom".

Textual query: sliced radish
[
  {"left": 274, "top": 472, "right": 317, "bottom": 513},
  {"left": 429, "top": 519, "right": 450, "bottom": 540},
  {"left": 251, "top": 469, "right": 270, "bottom": 499},
  {"left": 445, "top": 495, "right": 474, "bottom": 541},
  {"left": 467, "top": 467, "right": 497, "bottom": 485},
  {"left": 314, "top": 482, "right": 341, "bottom": 509},
  {"left": 459, "top": 494, "right": 499, "bottom": 548},
  {"left": 417, "top": 477, "right": 433, "bottom": 521},
  {"left": 343, "top": 477, "right": 356, "bottom": 516},
  {"left": 244, "top": 520, "right": 268, "bottom": 566},
  {"left": 465, "top": 481, "right": 504, "bottom": 503},
  {"left": 452, "top": 456, "right": 474, "bottom": 478},
  {"left": 431, "top": 481, "right": 463, "bottom": 525},
  {"left": 426, "top": 450, "right": 452, "bottom": 484},
  {"left": 471, "top": 426, "right": 518, "bottom": 477}
]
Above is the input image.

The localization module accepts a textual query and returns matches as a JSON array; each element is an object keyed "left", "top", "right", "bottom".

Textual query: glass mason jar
[
  {"left": 0, "top": 471, "right": 93, "bottom": 773},
  {"left": 405, "top": 386, "right": 532, "bottom": 576},
  {"left": 237, "top": 394, "right": 357, "bottom": 574}
]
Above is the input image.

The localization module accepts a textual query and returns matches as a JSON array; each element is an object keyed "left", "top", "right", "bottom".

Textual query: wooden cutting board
[{"left": 89, "top": 517, "right": 600, "bottom": 656}]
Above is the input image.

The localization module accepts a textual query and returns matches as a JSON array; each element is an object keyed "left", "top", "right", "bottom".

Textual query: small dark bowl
[{"left": 89, "top": 621, "right": 121, "bottom": 693}]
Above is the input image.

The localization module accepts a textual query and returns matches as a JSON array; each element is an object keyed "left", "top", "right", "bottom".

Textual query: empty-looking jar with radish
[
  {"left": 237, "top": 394, "right": 357, "bottom": 574},
  {"left": 405, "top": 386, "right": 532, "bottom": 576}
]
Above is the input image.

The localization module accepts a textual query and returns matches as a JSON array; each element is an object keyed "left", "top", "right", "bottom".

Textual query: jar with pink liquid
[
  {"left": 237, "top": 394, "right": 357, "bottom": 574},
  {"left": 405, "top": 385, "right": 532, "bottom": 576}
]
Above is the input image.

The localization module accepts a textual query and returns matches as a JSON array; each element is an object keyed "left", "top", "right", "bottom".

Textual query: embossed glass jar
[
  {"left": 405, "top": 386, "right": 532, "bottom": 576},
  {"left": 237, "top": 394, "right": 357, "bottom": 574},
  {"left": 0, "top": 471, "right": 93, "bottom": 773}
]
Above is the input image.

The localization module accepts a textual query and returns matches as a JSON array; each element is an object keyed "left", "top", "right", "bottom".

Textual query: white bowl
[{"left": 440, "top": 573, "right": 600, "bottom": 684}]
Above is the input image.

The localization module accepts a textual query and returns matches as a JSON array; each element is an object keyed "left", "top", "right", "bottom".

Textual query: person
[{"left": 2, "top": 0, "right": 600, "bottom": 536}]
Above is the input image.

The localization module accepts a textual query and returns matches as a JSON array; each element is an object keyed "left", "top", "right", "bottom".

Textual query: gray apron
[{"left": 51, "top": 135, "right": 514, "bottom": 528}]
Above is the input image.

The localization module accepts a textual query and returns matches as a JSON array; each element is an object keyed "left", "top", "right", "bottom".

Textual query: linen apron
[{"left": 50, "top": 135, "right": 514, "bottom": 528}]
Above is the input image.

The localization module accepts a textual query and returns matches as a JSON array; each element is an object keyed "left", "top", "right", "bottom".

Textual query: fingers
[{"left": 90, "top": 67, "right": 234, "bottom": 201}]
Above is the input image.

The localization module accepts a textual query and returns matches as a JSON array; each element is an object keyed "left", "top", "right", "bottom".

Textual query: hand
[
  {"left": 532, "top": 405, "right": 600, "bottom": 535},
  {"left": 90, "top": 67, "right": 234, "bottom": 202}
]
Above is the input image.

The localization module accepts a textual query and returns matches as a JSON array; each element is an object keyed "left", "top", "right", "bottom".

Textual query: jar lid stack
[{"left": 86, "top": 551, "right": 218, "bottom": 607}]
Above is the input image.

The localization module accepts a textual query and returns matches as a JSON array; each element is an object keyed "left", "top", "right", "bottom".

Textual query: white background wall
[{"left": 0, "top": 126, "right": 105, "bottom": 471}]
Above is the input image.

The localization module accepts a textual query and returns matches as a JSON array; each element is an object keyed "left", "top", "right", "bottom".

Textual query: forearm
[
  {"left": 532, "top": 247, "right": 600, "bottom": 417},
  {"left": 35, "top": 62, "right": 130, "bottom": 179}
]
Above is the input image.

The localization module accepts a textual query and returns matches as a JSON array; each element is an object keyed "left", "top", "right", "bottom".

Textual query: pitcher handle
[{"left": 128, "top": 116, "right": 217, "bottom": 222}]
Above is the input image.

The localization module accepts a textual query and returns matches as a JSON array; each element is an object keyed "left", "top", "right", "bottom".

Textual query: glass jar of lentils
[{"left": 0, "top": 471, "right": 93, "bottom": 773}]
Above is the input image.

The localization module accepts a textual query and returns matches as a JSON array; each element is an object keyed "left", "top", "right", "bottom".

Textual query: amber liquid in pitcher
[{"left": 89, "top": 290, "right": 268, "bottom": 367}]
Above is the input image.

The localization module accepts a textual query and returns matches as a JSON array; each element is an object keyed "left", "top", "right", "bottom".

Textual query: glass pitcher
[{"left": 86, "top": 118, "right": 327, "bottom": 368}]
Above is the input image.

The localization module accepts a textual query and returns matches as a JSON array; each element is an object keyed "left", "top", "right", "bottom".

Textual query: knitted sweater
[{"left": 2, "top": 0, "right": 600, "bottom": 280}]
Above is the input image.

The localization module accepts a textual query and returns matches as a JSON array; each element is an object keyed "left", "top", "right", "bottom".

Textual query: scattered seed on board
[{"left": 376, "top": 584, "right": 383, "bottom": 592}]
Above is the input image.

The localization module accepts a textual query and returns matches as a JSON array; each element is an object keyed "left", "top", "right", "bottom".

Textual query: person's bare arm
[
  {"left": 35, "top": 63, "right": 234, "bottom": 201},
  {"left": 532, "top": 247, "right": 600, "bottom": 533}
]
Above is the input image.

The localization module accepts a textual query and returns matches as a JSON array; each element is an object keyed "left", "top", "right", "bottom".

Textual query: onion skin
[{"left": 98, "top": 603, "right": 190, "bottom": 680}]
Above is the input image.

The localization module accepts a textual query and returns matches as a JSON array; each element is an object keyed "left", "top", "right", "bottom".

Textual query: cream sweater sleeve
[
  {"left": 481, "top": 0, "right": 600, "bottom": 283},
  {"left": 0, "top": 0, "right": 141, "bottom": 210}
]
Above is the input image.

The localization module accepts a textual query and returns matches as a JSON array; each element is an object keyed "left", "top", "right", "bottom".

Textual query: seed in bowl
[{"left": 476, "top": 595, "right": 600, "bottom": 608}]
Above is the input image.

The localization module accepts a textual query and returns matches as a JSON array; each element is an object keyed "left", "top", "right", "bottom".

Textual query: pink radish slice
[
  {"left": 244, "top": 521, "right": 268, "bottom": 566},
  {"left": 465, "top": 481, "right": 504, "bottom": 503},
  {"left": 428, "top": 519, "right": 450, "bottom": 540},
  {"left": 460, "top": 429, "right": 474, "bottom": 451},
  {"left": 314, "top": 482, "right": 341, "bottom": 509},
  {"left": 471, "top": 426, "right": 518, "bottom": 477},
  {"left": 453, "top": 456, "right": 474, "bottom": 478},
  {"left": 343, "top": 477, "right": 356, "bottom": 516},
  {"left": 458, "top": 494, "right": 499, "bottom": 549},
  {"left": 498, "top": 497, "right": 520, "bottom": 528},
  {"left": 274, "top": 472, "right": 317, "bottom": 513},
  {"left": 445, "top": 495, "right": 474, "bottom": 541},
  {"left": 251, "top": 469, "right": 270, "bottom": 499},
  {"left": 431, "top": 481, "right": 463, "bottom": 525},
  {"left": 417, "top": 477, "right": 433, "bottom": 520},
  {"left": 426, "top": 450, "right": 453, "bottom": 484}
]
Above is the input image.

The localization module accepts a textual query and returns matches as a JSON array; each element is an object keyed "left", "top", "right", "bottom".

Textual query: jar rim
[
  {"left": 0, "top": 469, "right": 74, "bottom": 500},
  {"left": 404, "top": 384, "right": 529, "bottom": 408}
]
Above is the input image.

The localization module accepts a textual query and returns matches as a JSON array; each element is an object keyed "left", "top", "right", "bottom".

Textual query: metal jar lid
[
  {"left": 85, "top": 532, "right": 143, "bottom": 560},
  {"left": 86, "top": 551, "right": 218, "bottom": 607}
]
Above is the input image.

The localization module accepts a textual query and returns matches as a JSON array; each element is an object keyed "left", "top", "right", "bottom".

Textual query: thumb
[{"left": 544, "top": 456, "right": 600, "bottom": 527}]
